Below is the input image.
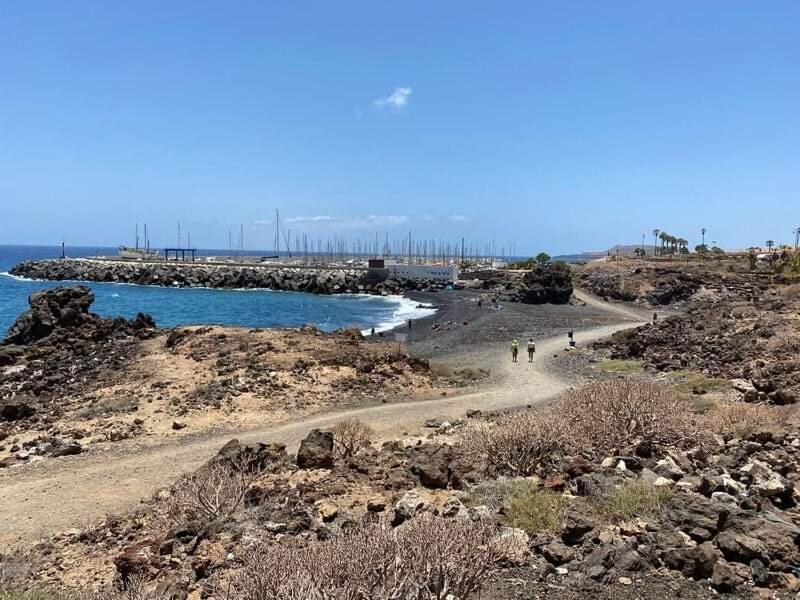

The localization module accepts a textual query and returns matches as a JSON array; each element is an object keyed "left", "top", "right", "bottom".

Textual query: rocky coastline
[{"left": 9, "top": 258, "right": 576, "bottom": 304}]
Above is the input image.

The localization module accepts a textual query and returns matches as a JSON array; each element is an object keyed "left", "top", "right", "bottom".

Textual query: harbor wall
[{"left": 9, "top": 259, "right": 448, "bottom": 296}]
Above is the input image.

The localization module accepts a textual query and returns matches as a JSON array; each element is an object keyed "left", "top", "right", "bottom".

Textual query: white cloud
[
  {"left": 252, "top": 219, "right": 272, "bottom": 226},
  {"left": 285, "top": 215, "right": 409, "bottom": 228},
  {"left": 448, "top": 214, "right": 469, "bottom": 222},
  {"left": 374, "top": 87, "right": 412, "bottom": 109}
]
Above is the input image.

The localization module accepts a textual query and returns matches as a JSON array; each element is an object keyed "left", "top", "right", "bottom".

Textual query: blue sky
[{"left": 1, "top": 1, "right": 798, "bottom": 255}]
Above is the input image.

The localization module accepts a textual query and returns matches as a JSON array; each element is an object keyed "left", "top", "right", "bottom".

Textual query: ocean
[{"left": 0, "top": 245, "right": 436, "bottom": 337}]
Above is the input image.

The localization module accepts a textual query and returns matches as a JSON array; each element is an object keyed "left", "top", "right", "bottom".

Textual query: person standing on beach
[
  {"left": 477, "top": 298, "right": 482, "bottom": 309},
  {"left": 511, "top": 339, "right": 519, "bottom": 363},
  {"left": 527, "top": 339, "right": 536, "bottom": 362}
]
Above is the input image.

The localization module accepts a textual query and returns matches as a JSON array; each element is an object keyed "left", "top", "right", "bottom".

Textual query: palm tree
[
  {"left": 652, "top": 229, "right": 660, "bottom": 256},
  {"left": 659, "top": 231, "right": 668, "bottom": 255},
  {"left": 766, "top": 240, "right": 774, "bottom": 253}
]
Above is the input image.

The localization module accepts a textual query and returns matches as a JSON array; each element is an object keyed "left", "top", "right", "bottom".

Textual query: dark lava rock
[
  {"left": 297, "top": 429, "right": 334, "bottom": 469},
  {"left": 215, "top": 438, "right": 287, "bottom": 473},
  {"left": 560, "top": 502, "right": 598, "bottom": 545},
  {"left": 408, "top": 443, "right": 462, "bottom": 489},
  {"left": 5, "top": 286, "right": 94, "bottom": 344},
  {"left": 0, "top": 402, "right": 36, "bottom": 421}
]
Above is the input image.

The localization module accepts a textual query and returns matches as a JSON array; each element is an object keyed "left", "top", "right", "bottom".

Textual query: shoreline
[{"left": 1, "top": 270, "right": 442, "bottom": 336}]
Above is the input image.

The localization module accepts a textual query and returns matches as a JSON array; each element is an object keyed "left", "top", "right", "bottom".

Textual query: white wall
[{"left": 387, "top": 264, "right": 459, "bottom": 282}]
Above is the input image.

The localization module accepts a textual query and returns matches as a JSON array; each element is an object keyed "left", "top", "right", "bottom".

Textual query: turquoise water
[{"left": 0, "top": 245, "right": 435, "bottom": 336}]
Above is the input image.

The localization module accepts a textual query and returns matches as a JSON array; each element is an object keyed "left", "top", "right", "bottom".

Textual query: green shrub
[
  {"left": 597, "top": 481, "right": 672, "bottom": 522},
  {"left": 667, "top": 371, "right": 730, "bottom": 395},
  {"left": 596, "top": 359, "right": 643, "bottom": 373},
  {"left": 503, "top": 483, "right": 569, "bottom": 532}
]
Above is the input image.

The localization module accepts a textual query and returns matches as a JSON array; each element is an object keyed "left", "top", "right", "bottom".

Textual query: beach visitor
[
  {"left": 653, "top": 312, "right": 658, "bottom": 323},
  {"left": 511, "top": 339, "right": 519, "bottom": 363},
  {"left": 527, "top": 338, "right": 536, "bottom": 362},
  {"left": 370, "top": 326, "right": 375, "bottom": 337},
  {"left": 477, "top": 298, "right": 482, "bottom": 309}
]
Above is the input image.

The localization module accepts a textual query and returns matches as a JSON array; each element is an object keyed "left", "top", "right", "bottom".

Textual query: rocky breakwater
[
  {"left": 0, "top": 286, "right": 156, "bottom": 467},
  {"left": 10, "top": 258, "right": 448, "bottom": 295},
  {"left": 462, "top": 263, "right": 574, "bottom": 304}
]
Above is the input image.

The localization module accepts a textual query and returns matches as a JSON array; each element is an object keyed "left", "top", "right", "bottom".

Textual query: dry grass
[
  {"left": 781, "top": 283, "right": 800, "bottom": 300},
  {"left": 765, "top": 332, "right": 800, "bottom": 355},
  {"left": 462, "top": 478, "right": 537, "bottom": 512},
  {"left": 218, "top": 515, "right": 501, "bottom": 600},
  {"left": 704, "top": 401, "right": 795, "bottom": 437},
  {"left": 332, "top": 419, "right": 374, "bottom": 459},
  {"left": 596, "top": 481, "right": 672, "bottom": 523}
]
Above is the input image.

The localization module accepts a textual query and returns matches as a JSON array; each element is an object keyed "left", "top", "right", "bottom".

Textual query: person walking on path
[
  {"left": 527, "top": 338, "right": 536, "bottom": 362},
  {"left": 511, "top": 339, "right": 519, "bottom": 363}
]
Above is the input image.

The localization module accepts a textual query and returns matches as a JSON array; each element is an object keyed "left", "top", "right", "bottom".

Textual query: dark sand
[{"left": 401, "top": 289, "right": 633, "bottom": 371}]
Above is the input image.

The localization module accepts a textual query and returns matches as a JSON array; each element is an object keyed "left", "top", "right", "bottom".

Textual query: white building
[{"left": 387, "top": 264, "right": 459, "bottom": 282}]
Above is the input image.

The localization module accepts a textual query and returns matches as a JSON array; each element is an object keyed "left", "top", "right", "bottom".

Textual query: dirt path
[{"left": 0, "top": 297, "right": 645, "bottom": 547}]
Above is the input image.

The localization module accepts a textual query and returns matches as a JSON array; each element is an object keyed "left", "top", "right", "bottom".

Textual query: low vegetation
[
  {"left": 466, "top": 380, "right": 698, "bottom": 477},
  {"left": 595, "top": 359, "right": 643, "bottom": 373},
  {"left": 596, "top": 481, "right": 672, "bottom": 523},
  {"left": 503, "top": 483, "right": 569, "bottom": 532},
  {"left": 705, "top": 401, "right": 795, "bottom": 438},
  {"left": 666, "top": 370, "right": 731, "bottom": 395},
  {"left": 332, "top": 418, "right": 374, "bottom": 459},
  {"left": 167, "top": 455, "right": 256, "bottom": 526},
  {"left": 217, "top": 515, "right": 501, "bottom": 600}
]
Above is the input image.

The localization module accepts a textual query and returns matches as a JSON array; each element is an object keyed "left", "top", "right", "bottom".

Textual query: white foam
[
  {"left": 364, "top": 295, "right": 438, "bottom": 335},
  {"left": 0, "top": 272, "right": 38, "bottom": 282}
]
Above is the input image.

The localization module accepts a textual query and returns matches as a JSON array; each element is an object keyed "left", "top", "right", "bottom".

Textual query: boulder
[
  {"left": 296, "top": 429, "right": 334, "bottom": 469},
  {"left": 392, "top": 489, "right": 428, "bottom": 525},
  {"left": 662, "top": 542, "right": 720, "bottom": 580},
  {"left": 408, "top": 444, "right": 459, "bottom": 489},
  {"left": 664, "top": 492, "right": 728, "bottom": 539},
  {"left": 560, "top": 502, "right": 597, "bottom": 545},
  {"left": 582, "top": 542, "right": 647, "bottom": 583},
  {"left": 5, "top": 286, "right": 94, "bottom": 344},
  {"left": 711, "top": 559, "right": 750, "bottom": 592},
  {"left": 0, "top": 402, "right": 36, "bottom": 422}
]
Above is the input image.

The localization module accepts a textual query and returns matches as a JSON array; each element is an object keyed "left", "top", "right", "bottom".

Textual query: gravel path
[{"left": 0, "top": 290, "right": 646, "bottom": 547}]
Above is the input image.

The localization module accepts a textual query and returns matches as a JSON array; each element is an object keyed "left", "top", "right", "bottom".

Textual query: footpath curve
[{"left": 0, "top": 290, "right": 646, "bottom": 546}]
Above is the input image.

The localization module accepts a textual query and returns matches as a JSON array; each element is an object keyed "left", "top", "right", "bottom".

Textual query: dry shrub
[
  {"left": 705, "top": 401, "right": 794, "bottom": 437},
  {"left": 558, "top": 380, "right": 697, "bottom": 457},
  {"left": 463, "top": 381, "right": 697, "bottom": 476},
  {"left": 332, "top": 418, "right": 374, "bottom": 459},
  {"left": 463, "top": 411, "right": 568, "bottom": 477},
  {"left": 766, "top": 332, "right": 800, "bottom": 355},
  {"left": 462, "top": 478, "right": 535, "bottom": 512},
  {"left": 220, "top": 515, "right": 500, "bottom": 600},
  {"left": 0, "top": 576, "right": 166, "bottom": 600},
  {"left": 782, "top": 283, "right": 800, "bottom": 300},
  {"left": 168, "top": 455, "right": 255, "bottom": 525}
]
